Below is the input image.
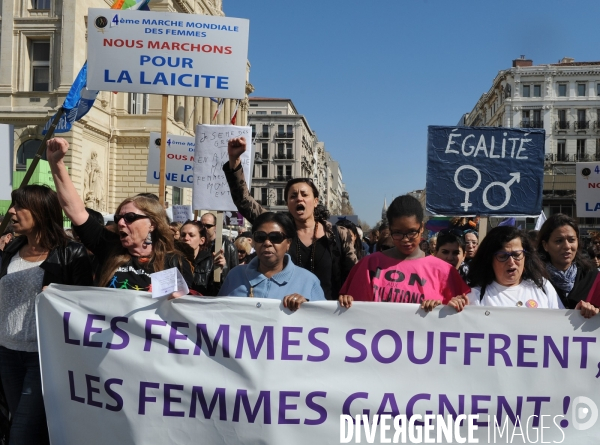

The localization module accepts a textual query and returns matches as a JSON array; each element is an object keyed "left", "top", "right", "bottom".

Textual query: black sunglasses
[
  {"left": 203, "top": 224, "right": 216, "bottom": 229},
  {"left": 114, "top": 213, "right": 150, "bottom": 224},
  {"left": 253, "top": 231, "right": 288, "bottom": 244}
]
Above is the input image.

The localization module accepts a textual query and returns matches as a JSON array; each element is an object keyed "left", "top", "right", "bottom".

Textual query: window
[
  {"left": 261, "top": 165, "right": 268, "bottom": 178},
  {"left": 261, "top": 143, "right": 268, "bottom": 159},
  {"left": 577, "top": 139, "right": 586, "bottom": 160},
  {"left": 558, "top": 84, "right": 567, "bottom": 97},
  {"left": 271, "top": 111, "right": 282, "bottom": 115},
  {"left": 256, "top": 111, "right": 266, "bottom": 115},
  {"left": 277, "top": 143, "right": 284, "bottom": 158},
  {"left": 251, "top": 124, "right": 256, "bottom": 137},
  {"left": 285, "top": 165, "right": 292, "bottom": 179},
  {"left": 277, "top": 125, "right": 284, "bottom": 136},
  {"left": 286, "top": 143, "right": 293, "bottom": 159},
  {"left": 557, "top": 140, "right": 566, "bottom": 161},
  {"left": 32, "top": 0, "right": 50, "bottom": 9},
  {"left": 276, "top": 188, "right": 284, "bottom": 205},
  {"left": 261, "top": 125, "right": 269, "bottom": 138},
  {"left": 172, "top": 187, "right": 182, "bottom": 205},
  {"left": 16, "top": 139, "right": 44, "bottom": 170},
  {"left": 577, "top": 109, "right": 587, "bottom": 128},
  {"left": 522, "top": 110, "right": 530, "bottom": 126},
  {"left": 597, "top": 84, "right": 600, "bottom": 96},
  {"left": 277, "top": 165, "right": 283, "bottom": 179},
  {"left": 250, "top": 103, "right": 258, "bottom": 107},
  {"left": 578, "top": 84, "right": 586, "bottom": 96},
  {"left": 533, "top": 85, "right": 541, "bottom": 97},
  {"left": 557, "top": 109, "right": 568, "bottom": 129},
  {"left": 286, "top": 125, "right": 293, "bottom": 136},
  {"left": 261, "top": 188, "right": 267, "bottom": 205},
  {"left": 533, "top": 110, "right": 542, "bottom": 127},
  {"left": 522, "top": 85, "right": 530, "bottom": 97},
  {"left": 129, "top": 93, "right": 149, "bottom": 114},
  {"left": 30, "top": 40, "right": 50, "bottom": 91}
]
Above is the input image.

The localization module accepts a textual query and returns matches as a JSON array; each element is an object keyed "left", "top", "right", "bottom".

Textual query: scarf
[{"left": 546, "top": 262, "right": 577, "bottom": 294}]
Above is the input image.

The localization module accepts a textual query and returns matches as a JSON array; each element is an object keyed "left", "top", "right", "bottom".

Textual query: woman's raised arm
[{"left": 46, "top": 137, "right": 89, "bottom": 226}]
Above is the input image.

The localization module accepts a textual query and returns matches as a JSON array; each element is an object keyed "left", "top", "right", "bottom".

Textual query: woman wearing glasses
[
  {"left": 536, "top": 214, "right": 598, "bottom": 309},
  {"left": 224, "top": 137, "right": 356, "bottom": 300},
  {"left": 218, "top": 213, "right": 325, "bottom": 308},
  {"left": 46, "top": 138, "right": 193, "bottom": 292},
  {"left": 338, "top": 195, "right": 469, "bottom": 309},
  {"left": 448, "top": 226, "right": 569, "bottom": 311}
]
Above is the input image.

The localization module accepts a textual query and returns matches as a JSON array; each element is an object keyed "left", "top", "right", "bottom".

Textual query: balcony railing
[
  {"left": 276, "top": 200, "right": 286, "bottom": 205},
  {"left": 555, "top": 121, "right": 570, "bottom": 130},
  {"left": 520, "top": 120, "right": 543, "bottom": 128},
  {"left": 255, "top": 131, "right": 269, "bottom": 139},
  {"left": 275, "top": 132, "right": 294, "bottom": 139},
  {"left": 545, "top": 153, "right": 600, "bottom": 162},
  {"left": 276, "top": 153, "right": 286, "bottom": 159},
  {"left": 574, "top": 121, "right": 590, "bottom": 130}
]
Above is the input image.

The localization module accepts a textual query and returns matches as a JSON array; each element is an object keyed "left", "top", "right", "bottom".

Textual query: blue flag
[
  {"left": 42, "top": 62, "right": 99, "bottom": 135},
  {"left": 497, "top": 217, "right": 516, "bottom": 227}
]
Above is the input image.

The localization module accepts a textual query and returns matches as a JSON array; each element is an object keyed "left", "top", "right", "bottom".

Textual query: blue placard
[{"left": 426, "top": 126, "right": 545, "bottom": 216}]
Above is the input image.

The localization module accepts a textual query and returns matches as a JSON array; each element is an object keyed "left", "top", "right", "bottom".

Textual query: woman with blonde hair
[
  {"left": 46, "top": 138, "right": 193, "bottom": 291},
  {"left": 234, "top": 236, "right": 253, "bottom": 265}
]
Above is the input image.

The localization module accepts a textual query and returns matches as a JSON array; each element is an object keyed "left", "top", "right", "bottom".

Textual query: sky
[{"left": 223, "top": 0, "right": 600, "bottom": 227}]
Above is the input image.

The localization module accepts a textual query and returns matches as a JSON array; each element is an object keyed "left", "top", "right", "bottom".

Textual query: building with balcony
[
  {"left": 0, "top": 0, "right": 251, "bottom": 213},
  {"left": 248, "top": 97, "right": 347, "bottom": 213},
  {"left": 462, "top": 56, "right": 600, "bottom": 236}
]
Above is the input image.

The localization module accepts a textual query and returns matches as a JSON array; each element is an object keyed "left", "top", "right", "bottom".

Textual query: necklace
[{"left": 296, "top": 223, "right": 317, "bottom": 272}]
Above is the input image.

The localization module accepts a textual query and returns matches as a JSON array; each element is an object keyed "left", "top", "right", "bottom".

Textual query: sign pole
[
  {"left": 159, "top": 95, "right": 168, "bottom": 205},
  {"left": 478, "top": 217, "right": 489, "bottom": 242},
  {"left": 213, "top": 211, "right": 224, "bottom": 283}
]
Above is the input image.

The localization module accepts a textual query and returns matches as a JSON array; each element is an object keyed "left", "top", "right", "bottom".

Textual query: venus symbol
[{"left": 454, "top": 165, "right": 482, "bottom": 212}]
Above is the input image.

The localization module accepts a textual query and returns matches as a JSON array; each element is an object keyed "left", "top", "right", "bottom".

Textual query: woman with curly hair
[{"left": 222, "top": 137, "right": 357, "bottom": 300}]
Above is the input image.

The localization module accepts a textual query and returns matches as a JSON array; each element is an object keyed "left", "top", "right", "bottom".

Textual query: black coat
[
  {"left": 552, "top": 265, "right": 598, "bottom": 309},
  {"left": 191, "top": 238, "right": 238, "bottom": 295},
  {"left": 0, "top": 236, "right": 93, "bottom": 287}
]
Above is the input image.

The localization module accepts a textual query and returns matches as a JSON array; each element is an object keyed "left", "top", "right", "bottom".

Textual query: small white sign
[
  {"left": 192, "top": 124, "right": 252, "bottom": 212},
  {"left": 0, "top": 124, "right": 13, "bottom": 200},
  {"left": 150, "top": 267, "right": 189, "bottom": 299},
  {"left": 172, "top": 205, "right": 193, "bottom": 223},
  {"left": 146, "top": 132, "right": 195, "bottom": 188},
  {"left": 576, "top": 162, "right": 600, "bottom": 217},
  {"left": 87, "top": 9, "right": 249, "bottom": 98}
]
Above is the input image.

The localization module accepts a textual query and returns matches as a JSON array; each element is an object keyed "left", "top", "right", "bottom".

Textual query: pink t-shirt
[{"left": 340, "top": 252, "right": 470, "bottom": 304}]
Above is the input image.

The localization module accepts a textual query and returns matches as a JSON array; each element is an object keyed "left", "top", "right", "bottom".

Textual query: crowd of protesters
[{"left": 0, "top": 135, "right": 599, "bottom": 443}]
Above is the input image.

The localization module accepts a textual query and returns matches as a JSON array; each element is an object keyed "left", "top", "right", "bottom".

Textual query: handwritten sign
[
  {"left": 171, "top": 205, "right": 193, "bottom": 223},
  {"left": 87, "top": 9, "right": 249, "bottom": 99},
  {"left": 426, "top": 126, "right": 545, "bottom": 216},
  {"left": 149, "top": 268, "right": 189, "bottom": 298},
  {"left": 146, "top": 132, "right": 195, "bottom": 188},
  {"left": 576, "top": 162, "right": 600, "bottom": 217},
  {"left": 192, "top": 124, "right": 252, "bottom": 211}
]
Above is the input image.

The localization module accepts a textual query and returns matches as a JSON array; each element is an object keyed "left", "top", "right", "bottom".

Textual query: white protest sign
[
  {"left": 0, "top": 124, "right": 13, "bottom": 200},
  {"left": 192, "top": 124, "right": 252, "bottom": 211},
  {"left": 146, "top": 132, "right": 195, "bottom": 188},
  {"left": 38, "top": 286, "right": 600, "bottom": 445},
  {"left": 576, "top": 162, "right": 600, "bottom": 217},
  {"left": 172, "top": 205, "right": 193, "bottom": 223},
  {"left": 87, "top": 9, "right": 249, "bottom": 98}
]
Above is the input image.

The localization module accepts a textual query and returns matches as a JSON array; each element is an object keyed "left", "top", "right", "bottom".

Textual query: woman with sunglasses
[
  {"left": 448, "top": 226, "right": 572, "bottom": 313},
  {"left": 536, "top": 214, "right": 598, "bottom": 309},
  {"left": 218, "top": 213, "right": 325, "bottom": 309},
  {"left": 223, "top": 137, "right": 356, "bottom": 300},
  {"left": 46, "top": 138, "right": 193, "bottom": 292},
  {"left": 588, "top": 232, "right": 600, "bottom": 271},
  {"left": 338, "top": 195, "right": 469, "bottom": 310}
]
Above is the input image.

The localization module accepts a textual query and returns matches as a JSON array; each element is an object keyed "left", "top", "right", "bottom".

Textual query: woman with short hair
[{"left": 0, "top": 185, "right": 93, "bottom": 444}]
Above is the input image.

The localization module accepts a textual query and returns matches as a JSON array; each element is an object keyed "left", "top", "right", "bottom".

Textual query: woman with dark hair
[
  {"left": 218, "top": 212, "right": 325, "bottom": 309},
  {"left": 434, "top": 232, "right": 466, "bottom": 276},
  {"left": 179, "top": 221, "right": 215, "bottom": 294},
  {"left": 46, "top": 138, "right": 193, "bottom": 292},
  {"left": 336, "top": 219, "right": 366, "bottom": 260},
  {"left": 587, "top": 231, "right": 600, "bottom": 271},
  {"left": 446, "top": 226, "right": 600, "bottom": 316},
  {"left": 223, "top": 137, "right": 356, "bottom": 300},
  {"left": 536, "top": 214, "right": 598, "bottom": 309},
  {"left": 338, "top": 195, "right": 470, "bottom": 310},
  {"left": 0, "top": 185, "right": 93, "bottom": 444}
]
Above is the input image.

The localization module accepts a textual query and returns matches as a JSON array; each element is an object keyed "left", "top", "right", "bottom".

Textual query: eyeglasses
[
  {"left": 114, "top": 213, "right": 150, "bottom": 224},
  {"left": 203, "top": 224, "right": 216, "bottom": 229},
  {"left": 494, "top": 250, "right": 526, "bottom": 262},
  {"left": 253, "top": 231, "right": 289, "bottom": 244},
  {"left": 390, "top": 230, "right": 421, "bottom": 241}
]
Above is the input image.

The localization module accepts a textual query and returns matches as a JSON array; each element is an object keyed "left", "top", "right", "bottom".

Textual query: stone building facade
[
  {"left": 463, "top": 56, "right": 600, "bottom": 233},
  {"left": 0, "top": 0, "right": 251, "bottom": 213},
  {"left": 247, "top": 97, "right": 345, "bottom": 214}
]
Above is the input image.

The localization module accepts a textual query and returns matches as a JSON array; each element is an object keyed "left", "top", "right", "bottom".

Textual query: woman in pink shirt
[{"left": 338, "top": 195, "right": 469, "bottom": 310}]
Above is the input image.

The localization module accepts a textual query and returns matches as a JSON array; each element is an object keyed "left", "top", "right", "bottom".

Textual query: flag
[
  {"left": 212, "top": 98, "right": 224, "bottom": 122},
  {"left": 230, "top": 100, "right": 240, "bottom": 125},
  {"left": 497, "top": 217, "right": 516, "bottom": 227},
  {"left": 42, "top": 62, "right": 99, "bottom": 135},
  {"left": 111, "top": 0, "right": 150, "bottom": 10},
  {"left": 534, "top": 210, "right": 547, "bottom": 230}
]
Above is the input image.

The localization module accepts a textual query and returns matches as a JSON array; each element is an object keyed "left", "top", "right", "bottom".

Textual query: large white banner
[
  {"left": 192, "top": 124, "right": 252, "bottom": 211},
  {"left": 146, "top": 132, "right": 195, "bottom": 188},
  {"left": 576, "top": 162, "right": 600, "bottom": 217},
  {"left": 0, "top": 124, "right": 13, "bottom": 200},
  {"left": 87, "top": 9, "right": 249, "bottom": 98},
  {"left": 37, "top": 286, "right": 600, "bottom": 444}
]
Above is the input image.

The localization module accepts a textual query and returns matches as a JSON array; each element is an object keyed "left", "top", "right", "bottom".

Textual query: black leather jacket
[
  {"left": 191, "top": 238, "right": 238, "bottom": 295},
  {"left": 0, "top": 236, "right": 94, "bottom": 287}
]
